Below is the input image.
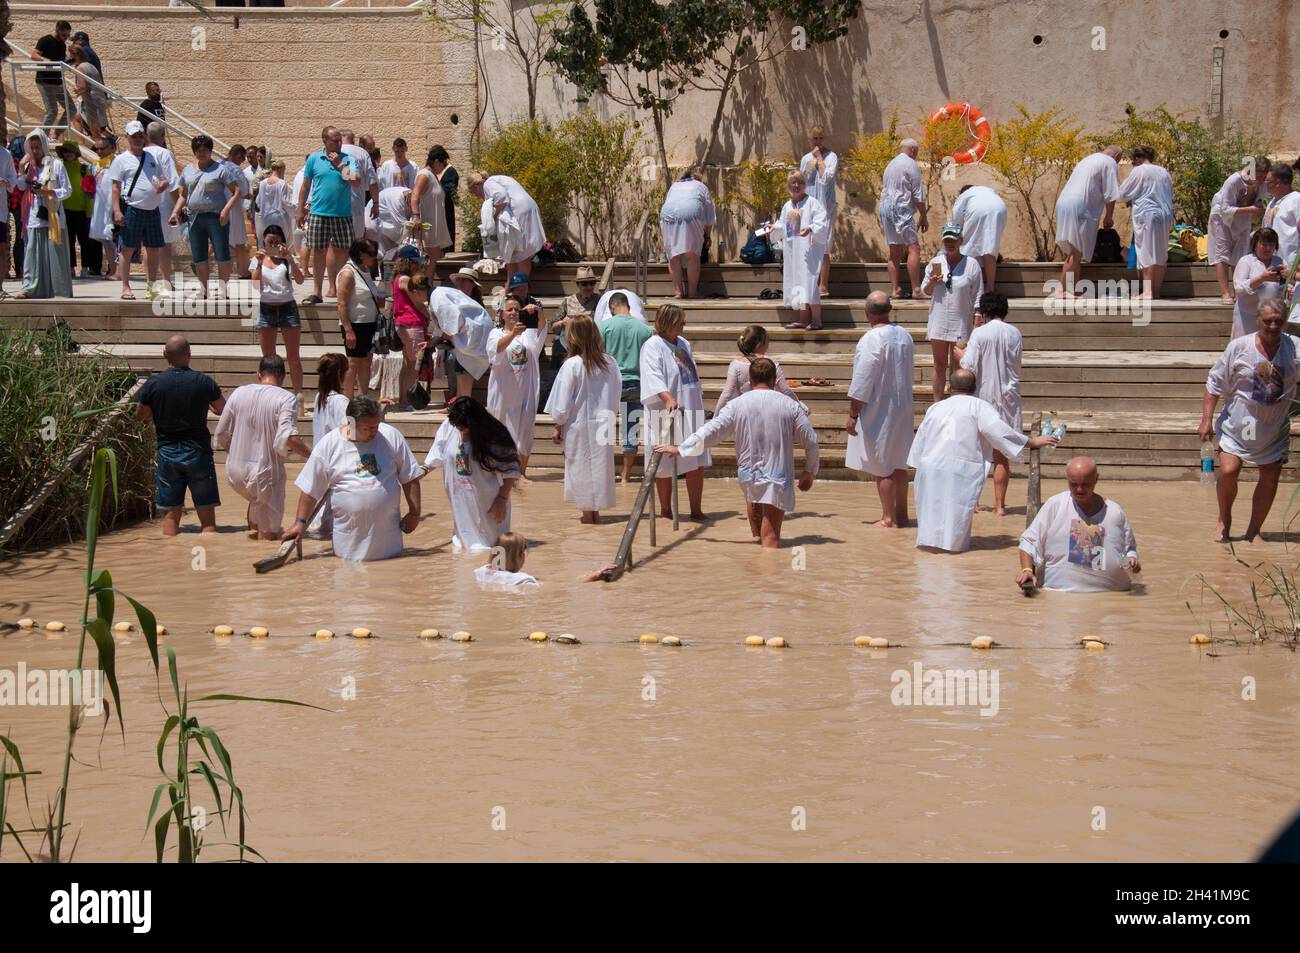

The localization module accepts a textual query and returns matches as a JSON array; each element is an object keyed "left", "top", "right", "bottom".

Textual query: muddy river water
[{"left": 2, "top": 470, "right": 1299, "bottom": 862}]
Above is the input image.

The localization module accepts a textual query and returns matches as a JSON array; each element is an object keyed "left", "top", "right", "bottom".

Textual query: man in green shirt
[
  {"left": 57, "top": 140, "right": 100, "bottom": 277},
  {"left": 599, "top": 292, "right": 653, "bottom": 483}
]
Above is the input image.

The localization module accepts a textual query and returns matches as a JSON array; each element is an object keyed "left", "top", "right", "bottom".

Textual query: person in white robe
[
  {"left": 956, "top": 290, "right": 1022, "bottom": 516},
  {"left": 1018, "top": 456, "right": 1140, "bottom": 593},
  {"left": 1054, "top": 146, "right": 1121, "bottom": 297},
  {"left": 145, "top": 123, "right": 181, "bottom": 289},
  {"left": 846, "top": 292, "right": 915, "bottom": 527},
  {"left": 878, "top": 140, "right": 928, "bottom": 299},
  {"left": 715, "top": 324, "right": 802, "bottom": 413},
  {"left": 373, "top": 185, "right": 412, "bottom": 259},
  {"left": 475, "top": 532, "right": 538, "bottom": 589},
  {"left": 224, "top": 149, "right": 252, "bottom": 277},
  {"left": 307, "top": 353, "right": 350, "bottom": 539},
  {"left": 430, "top": 281, "right": 493, "bottom": 398},
  {"left": 340, "top": 132, "right": 378, "bottom": 244},
  {"left": 1263, "top": 163, "right": 1300, "bottom": 267},
  {"left": 594, "top": 287, "right": 646, "bottom": 326},
  {"left": 487, "top": 296, "right": 549, "bottom": 473},
  {"left": 1208, "top": 158, "right": 1268, "bottom": 303},
  {"left": 799, "top": 125, "right": 839, "bottom": 296},
  {"left": 951, "top": 184, "right": 1007, "bottom": 290},
  {"left": 1231, "top": 228, "right": 1285, "bottom": 338},
  {"left": 544, "top": 315, "right": 622, "bottom": 521},
  {"left": 284, "top": 397, "right": 423, "bottom": 561},
  {"left": 1118, "top": 145, "right": 1175, "bottom": 298},
  {"left": 410, "top": 151, "right": 452, "bottom": 269},
  {"left": 922, "top": 222, "right": 984, "bottom": 403},
  {"left": 424, "top": 396, "right": 521, "bottom": 553},
  {"left": 377, "top": 139, "right": 417, "bottom": 191},
  {"left": 659, "top": 357, "right": 818, "bottom": 548},
  {"left": 640, "top": 303, "right": 710, "bottom": 519},
  {"left": 658, "top": 172, "right": 715, "bottom": 299},
  {"left": 772, "top": 171, "right": 830, "bottom": 330},
  {"left": 907, "top": 369, "right": 1056, "bottom": 553},
  {"left": 468, "top": 172, "right": 546, "bottom": 278},
  {"left": 1200, "top": 302, "right": 1298, "bottom": 542},
  {"left": 214, "top": 358, "right": 311, "bottom": 539}
]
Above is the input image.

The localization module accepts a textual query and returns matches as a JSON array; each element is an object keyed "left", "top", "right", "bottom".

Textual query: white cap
[{"left": 125, "top": 120, "right": 145, "bottom": 136}]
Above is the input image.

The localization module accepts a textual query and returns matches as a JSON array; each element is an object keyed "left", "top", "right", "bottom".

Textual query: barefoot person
[
  {"left": 1208, "top": 158, "right": 1268, "bottom": 304},
  {"left": 487, "top": 295, "right": 548, "bottom": 476},
  {"left": 1119, "top": 145, "right": 1174, "bottom": 299},
  {"left": 1017, "top": 456, "right": 1140, "bottom": 593},
  {"left": 641, "top": 303, "right": 709, "bottom": 520},
  {"left": 1232, "top": 227, "right": 1285, "bottom": 338},
  {"left": 600, "top": 292, "right": 653, "bottom": 484},
  {"left": 213, "top": 355, "right": 311, "bottom": 540},
  {"left": 657, "top": 357, "right": 818, "bottom": 549},
  {"left": 430, "top": 276, "right": 493, "bottom": 399},
  {"left": 846, "top": 292, "right": 914, "bottom": 527},
  {"left": 468, "top": 171, "right": 546, "bottom": 279},
  {"left": 1054, "top": 146, "right": 1121, "bottom": 297},
  {"left": 776, "top": 170, "right": 830, "bottom": 330},
  {"left": 1201, "top": 301, "right": 1297, "bottom": 543},
  {"left": 908, "top": 369, "right": 1057, "bottom": 553},
  {"left": 658, "top": 170, "right": 715, "bottom": 299},
  {"left": 424, "top": 396, "right": 521, "bottom": 552},
  {"left": 879, "top": 139, "right": 928, "bottom": 298},
  {"left": 951, "top": 184, "right": 1007, "bottom": 291},
  {"left": 545, "top": 315, "right": 621, "bottom": 524},
  {"left": 922, "top": 222, "right": 983, "bottom": 402},
  {"left": 134, "top": 335, "right": 226, "bottom": 536},
  {"left": 956, "top": 291, "right": 1022, "bottom": 516},
  {"left": 799, "top": 125, "right": 839, "bottom": 297}
]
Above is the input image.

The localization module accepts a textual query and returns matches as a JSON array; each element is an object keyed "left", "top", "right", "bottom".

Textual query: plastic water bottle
[{"left": 1200, "top": 441, "right": 1216, "bottom": 486}]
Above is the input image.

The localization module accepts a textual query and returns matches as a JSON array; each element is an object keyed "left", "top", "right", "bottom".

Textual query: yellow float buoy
[
  {"left": 248, "top": 626, "right": 270, "bottom": 639},
  {"left": 17, "top": 618, "right": 35, "bottom": 629},
  {"left": 1082, "top": 639, "right": 1106, "bottom": 651},
  {"left": 451, "top": 631, "right": 473, "bottom": 642},
  {"left": 639, "top": 633, "right": 658, "bottom": 644},
  {"left": 970, "top": 636, "right": 994, "bottom": 650},
  {"left": 350, "top": 628, "right": 373, "bottom": 639},
  {"left": 765, "top": 636, "right": 787, "bottom": 649},
  {"left": 1190, "top": 633, "right": 1211, "bottom": 645},
  {"left": 661, "top": 636, "right": 683, "bottom": 646},
  {"left": 315, "top": 629, "right": 335, "bottom": 641},
  {"left": 212, "top": 625, "right": 235, "bottom": 637},
  {"left": 156, "top": 624, "right": 167, "bottom": 636},
  {"left": 113, "top": 621, "right": 134, "bottom": 633},
  {"left": 744, "top": 635, "right": 765, "bottom": 647},
  {"left": 868, "top": 637, "right": 890, "bottom": 648},
  {"left": 853, "top": 635, "right": 872, "bottom": 647},
  {"left": 419, "top": 628, "right": 441, "bottom": 640},
  {"left": 45, "top": 621, "right": 66, "bottom": 632},
  {"left": 528, "top": 631, "right": 548, "bottom": 642}
]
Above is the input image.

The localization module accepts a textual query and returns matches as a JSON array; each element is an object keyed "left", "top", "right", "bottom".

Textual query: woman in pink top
[
  {"left": 715, "top": 325, "right": 807, "bottom": 414},
  {"left": 392, "top": 250, "right": 433, "bottom": 407}
]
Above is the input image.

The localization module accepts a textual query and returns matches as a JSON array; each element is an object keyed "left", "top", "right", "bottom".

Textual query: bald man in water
[{"left": 1018, "top": 456, "right": 1141, "bottom": 592}]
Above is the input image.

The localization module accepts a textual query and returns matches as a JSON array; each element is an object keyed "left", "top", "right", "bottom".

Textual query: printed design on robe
[
  {"left": 672, "top": 343, "right": 699, "bottom": 386},
  {"left": 1250, "top": 359, "right": 1286, "bottom": 405},
  {"left": 507, "top": 340, "right": 527, "bottom": 368},
  {"left": 454, "top": 442, "right": 472, "bottom": 477},
  {"left": 1068, "top": 519, "right": 1106, "bottom": 571},
  {"left": 354, "top": 452, "right": 381, "bottom": 478},
  {"left": 785, "top": 202, "right": 803, "bottom": 238}
]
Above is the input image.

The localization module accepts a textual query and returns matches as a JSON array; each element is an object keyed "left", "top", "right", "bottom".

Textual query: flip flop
[
  {"left": 301, "top": 294, "right": 323, "bottom": 305},
  {"left": 806, "top": 377, "right": 831, "bottom": 387},
  {"left": 120, "top": 291, "right": 136, "bottom": 300},
  {"left": 783, "top": 322, "right": 809, "bottom": 330}
]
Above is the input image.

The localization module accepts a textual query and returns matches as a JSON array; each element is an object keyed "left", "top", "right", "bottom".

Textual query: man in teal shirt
[
  {"left": 296, "top": 125, "right": 358, "bottom": 304},
  {"left": 599, "top": 292, "right": 653, "bottom": 483}
]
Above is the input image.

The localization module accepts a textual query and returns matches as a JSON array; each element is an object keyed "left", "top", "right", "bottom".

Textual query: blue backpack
[{"left": 739, "top": 229, "right": 774, "bottom": 265}]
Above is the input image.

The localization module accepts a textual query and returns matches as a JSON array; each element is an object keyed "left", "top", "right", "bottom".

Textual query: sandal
[
  {"left": 120, "top": 290, "right": 136, "bottom": 300},
  {"left": 301, "top": 294, "right": 323, "bottom": 306},
  {"left": 806, "top": 377, "right": 831, "bottom": 387},
  {"left": 783, "top": 321, "right": 809, "bottom": 330}
]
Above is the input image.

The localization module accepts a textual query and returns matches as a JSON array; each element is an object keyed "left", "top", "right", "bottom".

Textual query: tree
[
  {"left": 548, "top": 0, "right": 726, "bottom": 186},
  {"left": 556, "top": 112, "right": 652, "bottom": 257},
  {"left": 842, "top": 108, "right": 902, "bottom": 198},
  {"left": 689, "top": 0, "right": 861, "bottom": 165}
]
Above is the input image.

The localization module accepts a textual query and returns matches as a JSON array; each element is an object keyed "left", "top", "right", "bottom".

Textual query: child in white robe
[{"left": 475, "top": 532, "right": 540, "bottom": 590}]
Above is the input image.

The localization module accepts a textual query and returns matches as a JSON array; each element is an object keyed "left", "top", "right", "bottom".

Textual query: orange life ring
[{"left": 928, "top": 102, "right": 991, "bottom": 165}]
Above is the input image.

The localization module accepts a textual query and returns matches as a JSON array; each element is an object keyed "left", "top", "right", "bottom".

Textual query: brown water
[{"left": 3, "top": 470, "right": 1299, "bottom": 862}]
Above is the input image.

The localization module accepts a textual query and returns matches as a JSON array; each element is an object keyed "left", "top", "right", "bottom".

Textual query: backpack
[
  {"left": 739, "top": 229, "right": 774, "bottom": 266},
  {"left": 1092, "top": 227, "right": 1124, "bottom": 264}
]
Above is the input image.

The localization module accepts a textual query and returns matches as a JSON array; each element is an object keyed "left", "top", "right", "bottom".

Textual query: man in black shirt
[
  {"left": 137, "top": 81, "right": 166, "bottom": 126},
  {"left": 135, "top": 335, "right": 226, "bottom": 535},
  {"left": 34, "top": 21, "right": 73, "bottom": 136}
]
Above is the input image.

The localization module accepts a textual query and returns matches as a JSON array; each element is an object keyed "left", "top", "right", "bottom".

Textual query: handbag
[{"left": 406, "top": 379, "right": 431, "bottom": 410}]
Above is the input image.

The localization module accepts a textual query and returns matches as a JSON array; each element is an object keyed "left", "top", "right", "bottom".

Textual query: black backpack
[
  {"left": 739, "top": 229, "right": 774, "bottom": 266},
  {"left": 1093, "top": 227, "right": 1124, "bottom": 264}
]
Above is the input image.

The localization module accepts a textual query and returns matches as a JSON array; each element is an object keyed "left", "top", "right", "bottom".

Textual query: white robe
[
  {"left": 659, "top": 179, "right": 716, "bottom": 258},
  {"left": 773, "top": 195, "right": 829, "bottom": 308},
  {"left": 1020, "top": 491, "right": 1138, "bottom": 593},
  {"left": 951, "top": 186, "right": 1007, "bottom": 258},
  {"left": 878, "top": 153, "right": 924, "bottom": 245},
  {"left": 1206, "top": 332, "right": 1299, "bottom": 465},
  {"left": 424, "top": 419, "right": 521, "bottom": 552},
  {"left": 295, "top": 422, "right": 421, "bottom": 562},
  {"left": 923, "top": 254, "right": 984, "bottom": 342},
  {"left": 378, "top": 158, "right": 417, "bottom": 191},
  {"left": 1054, "top": 152, "right": 1120, "bottom": 260},
  {"left": 214, "top": 383, "right": 298, "bottom": 531},
  {"left": 594, "top": 288, "right": 646, "bottom": 327},
  {"left": 482, "top": 175, "right": 546, "bottom": 264},
  {"left": 475, "top": 565, "right": 539, "bottom": 590},
  {"left": 146, "top": 145, "right": 182, "bottom": 244},
  {"left": 715, "top": 357, "right": 801, "bottom": 413},
  {"left": 1264, "top": 191, "right": 1300, "bottom": 265},
  {"left": 90, "top": 165, "right": 115, "bottom": 241},
  {"left": 679, "top": 389, "right": 818, "bottom": 514},
  {"left": 307, "top": 392, "right": 350, "bottom": 538},
  {"left": 1119, "top": 163, "right": 1174, "bottom": 269},
  {"left": 375, "top": 185, "right": 411, "bottom": 257},
  {"left": 639, "top": 334, "right": 710, "bottom": 474},
  {"left": 413, "top": 167, "right": 451, "bottom": 251},
  {"left": 544, "top": 354, "right": 622, "bottom": 511},
  {"left": 429, "top": 286, "right": 493, "bottom": 380},
  {"left": 799, "top": 149, "right": 839, "bottom": 214},
  {"left": 1208, "top": 171, "right": 1256, "bottom": 266},
  {"left": 906, "top": 394, "right": 1029, "bottom": 552},
  {"left": 1231, "top": 254, "right": 1285, "bottom": 338},
  {"left": 486, "top": 326, "right": 546, "bottom": 455},
  {"left": 341, "top": 143, "right": 377, "bottom": 239},
  {"left": 959, "top": 318, "right": 1023, "bottom": 431},
  {"left": 845, "top": 323, "right": 915, "bottom": 477}
]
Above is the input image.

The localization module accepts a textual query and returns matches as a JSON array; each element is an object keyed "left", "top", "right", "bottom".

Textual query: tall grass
[{"left": 1191, "top": 550, "right": 1300, "bottom": 651}]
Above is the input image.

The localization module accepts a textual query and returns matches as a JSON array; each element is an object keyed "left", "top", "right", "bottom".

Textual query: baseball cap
[
  {"left": 396, "top": 244, "right": 426, "bottom": 262},
  {"left": 507, "top": 271, "right": 530, "bottom": 289},
  {"left": 125, "top": 120, "right": 145, "bottom": 136},
  {"left": 941, "top": 221, "right": 962, "bottom": 239}
]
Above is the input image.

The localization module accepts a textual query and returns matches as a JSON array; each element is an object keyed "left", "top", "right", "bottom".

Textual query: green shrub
[{"left": 468, "top": 119, "right": 574, "bottom": 241}]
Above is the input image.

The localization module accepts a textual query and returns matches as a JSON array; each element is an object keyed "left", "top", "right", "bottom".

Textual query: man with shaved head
[
  {"left": 135, "top": 335, "right": 226, "bottom": 535},
  {"left": 1018, "top": 456, "right": 1140, "bottom": 592},
  {"left": 907, "top": 368, "right": 1057, "bottom": 552},
  {"left": 879, "top": 139, "right": 928, "bottom": 299}
]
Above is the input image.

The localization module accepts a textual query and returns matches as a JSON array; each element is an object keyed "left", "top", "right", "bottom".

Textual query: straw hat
[
  {"left": 452, "top": 267, "right": 481, "bottom": 287},
  {"left": 575, "top": 265, "right": 597, "bottom": 282}
]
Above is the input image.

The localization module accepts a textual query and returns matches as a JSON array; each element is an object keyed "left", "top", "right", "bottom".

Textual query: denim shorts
[
  {"left": 156, "top": 440, "right": 220, "bottom": 510},
  {"left": 620, "top": 386, "right": 643, "bottom": 453},
  {"left": 188, "top": 211, "right": 231, "bottom": 265},
  {"left": 255, "top": 300, "right": 301, "bottom": 330}
]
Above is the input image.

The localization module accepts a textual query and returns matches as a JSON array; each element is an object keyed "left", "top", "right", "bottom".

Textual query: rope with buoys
[{"left": 928, "top": 102, "right": 991, "bottom": 165}]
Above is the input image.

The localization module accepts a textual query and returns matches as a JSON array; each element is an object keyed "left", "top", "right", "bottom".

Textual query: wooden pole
[
  {"left": 1026, "top": 411, "right": 1043, "bottom": 526},
  {"left": 601, "top": 448, "right": 666, "bottom": 582},
  {"left": 671, "top": 413, "right": 680, "bottom": 532}
]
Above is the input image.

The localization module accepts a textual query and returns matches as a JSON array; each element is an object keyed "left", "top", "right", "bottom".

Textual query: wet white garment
[
  {"left": 1208, "top": 171, "right": 1257, "bottom": 266},
  {"left": 959, "top": 318, "right": 1023, "bottom": 431},
  {"left": 413, "top": 167, "right": 451, "bottom": 250},
  {"left": 307, "top": 392, "right": 350, "bottom": 538},
  {"left": 773, "top": 195, "right": 829, "bottom": 308},
  {"left": 429, "top": 286, "right": 493, "bottom": 380},
  {"left": 1054, "top": 152, "right": 1120, "bottom": 260},
  {"left": 1119, "top": 163, "right": 1174, "bottom": 269},
  {"left": 341, "top": 142, "right": 376, "bottom": 239},
  {"left": 487, "top": 326, "right": 546, "bottom": 455},
  {"left": 296, "top": 422, "right": 422, "bottom": 561},
  {"left": 474, "top": 564, "right": 539, "bottom": 590},
  {"left": 544, "top": 353, "right": 622, "bottom": 511},
  {"left": 482, "top": 174, "right": 546, "bottom": 263},
  {"left": 375, "top": 185, "right": 411, "bottom": 256},
  {"left": 639, "top": 334, "right": 710, "bottom": 474},
  {"left": 799, "top": 149, "right": 839, "bottom": 212},
  {"left": 378, "top": 158, "right": 417, "bottom": 191},
  {"left": 594, "top": 288, "right": 646, "bottom": 326},
  {"left": 845, "top": 323, "right": 915, "bottom": 477},
  {"left": 1206, "top": 332, "right": 1299, "bottom": 465},
  {"left": 951, "top": 186, "right": 1007, "bottom": 258},
  {"left": 254, "top": 176, "right": 293, "bottom": 244},
  {"left": 907, "top": 394, "right": 1029, "bottom": 552},
  {"left": 715, "top": 356, "right": 800, "bottom": 413},
  {"left": 1264, "top": 191, "right": 1300, "bottom": 265},
  {"left": 424, "top": 419, "right": 521, "bottom": 552},
  {"left": 1231, "top": 254, "right": 1285, "bottom": 338},
  {"left": 879, "top": 152, "right": 924, "bottom": 245},
  {"left": 225, "top": 161, "right": 250, "bottom": 245},
  {"left": 679, "top": 388, "right": 819, "bottom": 513},
  {"left": 1020, "top": 491, "right": 1138, "bottom": 593},
  {"left": 659, "top": 179, "right": 716, "bottom": 258},
  {"left": 923, "top": 254, "right": 984, "bottom": 342},
  {"left": 214, "top": 383, "right": 299, "bottom": 532}
]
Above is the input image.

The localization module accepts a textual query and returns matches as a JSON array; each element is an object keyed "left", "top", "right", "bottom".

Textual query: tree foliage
[
  {"left": 842, "top": 108, "right": 903, "bottom": 197},
  {"left": 721, "top": 158, "right": 795, "bottom": 225}
]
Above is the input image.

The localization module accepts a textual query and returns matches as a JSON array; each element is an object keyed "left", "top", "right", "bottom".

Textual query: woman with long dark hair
[
  {"left": 308, "top": 352, "right": 350, "bottom": 538},
  {"left": 424, "top": 396, "right": 521, "bottom": 551}
]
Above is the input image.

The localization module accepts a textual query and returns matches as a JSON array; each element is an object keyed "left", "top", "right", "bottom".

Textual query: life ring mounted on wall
[{"left": 928, "top": 102, "right": 991, "bottom": 165}]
